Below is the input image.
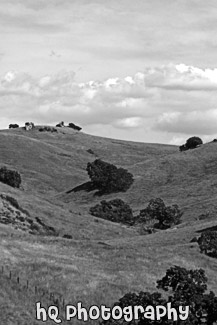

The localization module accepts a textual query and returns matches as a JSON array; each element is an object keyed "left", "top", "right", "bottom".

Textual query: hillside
[{"left": 0, "top": 126, "right": 217, "bottom": 324}]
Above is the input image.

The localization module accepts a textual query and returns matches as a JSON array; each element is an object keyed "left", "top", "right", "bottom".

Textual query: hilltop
[{"left": 0, "top": 126, "right": 217, "bottom": 324}]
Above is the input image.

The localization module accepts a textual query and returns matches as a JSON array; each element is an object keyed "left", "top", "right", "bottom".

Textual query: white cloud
[
  {"left": 156, "top": 109, "right": 217, "bottom": 135},
  {"left": 144, "top": 63, "right": 217, "bottom": 90},
  {"left": 1, "top": 63, "right": 217, "bottom": 143},
  {"left": 114, "top": 117, "right": 143, "bottom": 128}
]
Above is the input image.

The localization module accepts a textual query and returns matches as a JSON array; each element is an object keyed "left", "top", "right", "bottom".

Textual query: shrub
[
  {"left": 0, "top": 167, "right": 21, "bottom": 188},
  {"left": 89, "top": 199, "right": 134, "bottom": 225},
  {"left": 9, "top": 124, "right": 19, "bottom": 129},
  {"left": 138, "top": 198, "right": 182, "bottom": 228},
  {"left": 86, "top": 159, "right": 134, "bottom": 193},
  {"left": 25, "top": 122, "right": 35, "bottom": 130},
  {"left": 68, "top": 122, "right": 82, "bottom": 131},
  {"left": 179, "top": 144, "right": 188, "bottom": 152},
  {"left": 39, "top": 126, "right": 57, "bottom": 133},
  {"left": 56, "top": 121, "right": 64, "bottom": 127},
  {"left": 63, "top": 234, "right": 72, "bottom": 239},
  {"left": 35, "top": 217, "right": 58, "bottom": 236},
  {"left": 185, "top": 136, "right": 203, "bottom": 149},
  {"left": 87, "top": 149, "right": 95, "bottom": 155},
  {"left": 197, "top": 212, "right": 210, "bottom": 220},
  {"left": 198, "top": 231, "right": 217, "bottom": 257}
]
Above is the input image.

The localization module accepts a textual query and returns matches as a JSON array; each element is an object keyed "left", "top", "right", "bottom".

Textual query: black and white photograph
[{"left": 0, "top": 0, "right": 217, "bottom": 324}]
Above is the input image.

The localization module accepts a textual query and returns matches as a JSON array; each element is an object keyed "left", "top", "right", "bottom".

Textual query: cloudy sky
[{"left": 1, "top": 0, "right": 217, "bottom": 144}]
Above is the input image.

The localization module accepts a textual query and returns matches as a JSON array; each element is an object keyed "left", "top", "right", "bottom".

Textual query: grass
[{"left": 0, "top": 126, "right": 217, "bottom": 324}]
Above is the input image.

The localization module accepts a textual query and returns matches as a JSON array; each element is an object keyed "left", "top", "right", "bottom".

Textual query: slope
[{"left": 0, "top": 126, "right": 217, "bottom": 324}]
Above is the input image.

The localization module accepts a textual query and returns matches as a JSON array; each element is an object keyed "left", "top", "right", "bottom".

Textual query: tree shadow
[
  {"left": 196, "top": 225, "right": 217, "bottom": 233},
  {"left": 66, "top": 182, "right": 123, "bottom": 196},
  {"left": 66, "top": 181, "right": 96, "bottom": 194}
]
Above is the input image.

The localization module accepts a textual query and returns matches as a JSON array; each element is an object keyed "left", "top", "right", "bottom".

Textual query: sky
[{"left": 1, "top": 0, "right": 217, "bottom": 144}]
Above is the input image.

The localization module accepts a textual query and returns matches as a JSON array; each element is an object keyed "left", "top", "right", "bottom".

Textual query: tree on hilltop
[
  {"left": 185, "top": 136, "right": 203, "bottom": 149},
  {"left": 180, "top": 136, "right": 203, "bottom": 151}
]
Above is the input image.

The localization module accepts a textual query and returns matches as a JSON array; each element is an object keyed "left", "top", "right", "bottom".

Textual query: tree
[
  {"left": 185, "top": 137, "right": 203, "bottom": 149},
  {"left": 100, "top": 266, "right": 217, "bottom": 325},
  {"left": 198, "top": 231, "right": 217, "bottom": 257},
  {"left": 89, "top": 199, "right": 134, "bottom": 225},
  {"left": 0, "top": 167, "right": 21, "bottom": 188},
  {"left": 156, "top": 265, "right": 207, "bottom": 296},
  {"left": 163, "top": 205, "right": 183, "bottom": 227},
  {"left": 138, "top": 198, "right": 182, "bottom": 228},
  {"left": 86, "top": 159, "right": 134, "bottom": 193},
  {"left": 157, "top": 266, "right": 217, "bottom": 325}
]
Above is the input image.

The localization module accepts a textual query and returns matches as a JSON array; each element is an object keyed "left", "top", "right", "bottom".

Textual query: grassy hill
[{"left": 0, "top": 126, "right": 217, "bottom": 324}]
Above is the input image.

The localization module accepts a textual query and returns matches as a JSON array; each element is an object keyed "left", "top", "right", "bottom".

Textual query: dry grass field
[{"left": 0, "top": 126, "right": 217, "bottom": 324}]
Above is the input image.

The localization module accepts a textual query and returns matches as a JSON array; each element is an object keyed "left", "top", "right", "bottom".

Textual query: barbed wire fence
[{"left": 0, "top": 264, "right": 67, "bottom": 311}]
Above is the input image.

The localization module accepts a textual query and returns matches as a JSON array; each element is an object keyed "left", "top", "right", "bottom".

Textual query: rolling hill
[{"left": 0, "top": 126, "right": 217, "bottom": 324}]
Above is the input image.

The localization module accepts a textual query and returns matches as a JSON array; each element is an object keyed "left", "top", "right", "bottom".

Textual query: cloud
[
  {"left": 155, "top": 109, "right": 217, "bottom": 135},
  {"left": 0, "top": 2, "right": 68, "bottom": 33},
  {"left": 114, "top": 117, "right": 144, "bottom": 128},
  {"left": 1, "top": 63, "right": 217, "bottom": 143},
  {"left": 144, "top": 63, "right": 217, "bottom": 91}
]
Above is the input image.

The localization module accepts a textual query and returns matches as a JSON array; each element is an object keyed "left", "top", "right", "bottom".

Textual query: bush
[
  {"left": 0, "top": 167, "right": 21, "bottom": 188},
  {"left": 100, "top": 266, "right": 217, "bottom": 325},
  {"left": 25, "top": 122, "right": 35, "bottom": 130},
  {"left": 89, "top": 199, "right": 134, "bottom": 225},
  {"left": 9, "top": 124, "right": 19, "bottom": 129},
  {"left": 56, "top": 121, "right": 64, "bottom": 127},
  {"left": 63, "top": 234, "right": 72, "bottom": 239},
  {"left": 39, "top": 126, "right": 57, "bottom": 133},
  {"left": 198, "top": 231, "right": 217, "bottom": 257},
  {"left": 68, "top": 122, "right": 82, "bottom": 131},
  {"left": 179, "top": 144, "right": 188, "bottom": 152},
  {"left": 137, "top": 198, "right": 182, "bottom": 228},
  {"left": 87, "top": 149, "right": 95, "bottom": 155},
  {"left": 86, "top": 159, "right": 134, "bottom": 193}
]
